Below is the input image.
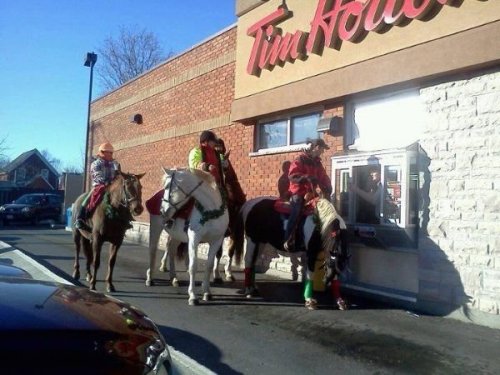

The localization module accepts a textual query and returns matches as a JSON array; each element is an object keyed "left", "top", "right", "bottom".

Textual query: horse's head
[
  {"left": 160, "top": 168, "right": 209, "bottom": 219},
  {"left": 114, "top": 171, "right": 145, "bottom": 216},
  {"left": 313, "top": 198, "right": 350, "bottom": 282},
  {"left": 324, "top": 219, "right": 350, "bottom": 283}
]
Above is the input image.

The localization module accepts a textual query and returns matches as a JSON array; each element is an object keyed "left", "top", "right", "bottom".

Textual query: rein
[
  {"left": 163, "top": 171, "right": 204, "bottom": 214},
  {"left": 105, "top": 175, "right": 140, "bottom": 219}
]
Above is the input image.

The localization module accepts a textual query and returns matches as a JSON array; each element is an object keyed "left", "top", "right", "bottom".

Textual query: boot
[{"left": 75, "top": 206, "right": 91, "bottom": 231}]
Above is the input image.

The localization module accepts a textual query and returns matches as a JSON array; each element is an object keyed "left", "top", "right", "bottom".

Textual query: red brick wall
[{"left": 89, "top": 26, "right": 345, "bottom": 224}]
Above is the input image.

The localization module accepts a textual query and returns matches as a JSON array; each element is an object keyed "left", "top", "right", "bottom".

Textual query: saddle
[{"left": 273, "top": 198, "right": 316, "bottom": 216}]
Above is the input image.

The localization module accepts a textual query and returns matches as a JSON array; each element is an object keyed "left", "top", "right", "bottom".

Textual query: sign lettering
[{"left": 247, "top": 0, "right": 453, "bottom": 76}]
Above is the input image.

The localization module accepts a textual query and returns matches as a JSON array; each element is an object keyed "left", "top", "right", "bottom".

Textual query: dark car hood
[
  {"left": 0, "top": 278, "right": 157, "bottom": 333},
  {"left": 0, "top": 279, "right": 168, "bottom": 374}
]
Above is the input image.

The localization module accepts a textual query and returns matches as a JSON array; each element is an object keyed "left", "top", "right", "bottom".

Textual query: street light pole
[{"left": 83, "top": 52, "right": 97, "bottom": 193}]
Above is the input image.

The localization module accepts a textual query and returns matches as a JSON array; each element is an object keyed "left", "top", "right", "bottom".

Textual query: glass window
[
  {"left": 383, "top": 165, "right": 402, "bottom": 225},
  {"left": 16, "top": 168, "right": 26, "bottom": 182},
  {"left": 331, "top": 147, "right": 420, "bottom": 249},
  {"left": 291, "top": 113, "right": 320, "bottom": 145},
  {"left": 346, "top": 90, "right": 424, "bottom": 151},
  {"left": 257, "top": 112, "right": 320, "bottom": 150}
]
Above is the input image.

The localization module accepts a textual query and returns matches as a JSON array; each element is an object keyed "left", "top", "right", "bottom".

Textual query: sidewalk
[{"left": 0, "top": 240, "right": 72, "bottom": 284}]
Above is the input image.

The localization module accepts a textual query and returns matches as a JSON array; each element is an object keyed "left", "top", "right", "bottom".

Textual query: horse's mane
[
  {"left": 315, "top": 198, "right": 345, "bottom": 249},
  {"left": 189, "top": 168, "right": 217, "bottom": 190},
  {"left": 108, "top": 173, "right": 125, "bottom": 206},
  {"left": 161, "top": 167, "right": 217, "bottom": 191}
]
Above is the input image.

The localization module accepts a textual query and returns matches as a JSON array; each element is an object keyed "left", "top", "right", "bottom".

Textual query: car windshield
[{"left": 15, "top": 195, "right": 43, "bottom": 205}]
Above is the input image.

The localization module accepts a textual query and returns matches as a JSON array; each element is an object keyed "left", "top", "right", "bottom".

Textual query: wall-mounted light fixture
[
  {"left": 130, "top": 113, "right": 143, "bottom": 124},
  {"left": 317, "top": 115, "right": 342, "bottom": 136}
]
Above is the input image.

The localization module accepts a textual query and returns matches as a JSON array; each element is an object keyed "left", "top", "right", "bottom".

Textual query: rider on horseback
[
  {"left": 189, "top": 130, "right": 224, "bottom": 184},
  {"left": 75, "top": 142, "right": 121, "bottom": 231},
  {"left": 283, "top": 138, "right": 332, "bottom": 251}
]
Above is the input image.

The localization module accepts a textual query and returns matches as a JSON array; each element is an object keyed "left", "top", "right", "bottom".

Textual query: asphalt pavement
[{"left": 1, "top": 228, "right": 500, "bottom": 375}]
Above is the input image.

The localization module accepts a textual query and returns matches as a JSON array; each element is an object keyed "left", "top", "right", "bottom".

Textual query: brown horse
[{"left": 72, "top": 171, "right": 145, "bottom": 292}]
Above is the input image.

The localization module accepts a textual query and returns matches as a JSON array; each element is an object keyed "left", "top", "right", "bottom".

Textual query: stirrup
[{"left": 283, "top": 238, "right": 295, "bottom": 252}]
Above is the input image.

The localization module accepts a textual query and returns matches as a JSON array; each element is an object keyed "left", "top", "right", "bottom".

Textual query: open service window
[
  {"left": 332, "top": 146, "right": 421, "bottom": 249},
  {"left": 333, "top": 90, "right": 424, "bottom": 250}
]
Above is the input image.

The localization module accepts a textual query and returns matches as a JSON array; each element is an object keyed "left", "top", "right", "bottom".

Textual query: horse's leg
[
  {"left": 187, "top": 231, "right": 200, "bottom": 306},
  {"left": 303, "top": 254, "right": 318, "bottom": 310},
  {"left": 146, "top": 214, "right": 163, "bottom": 286},
  {"left": 106, "top": 241, "right": 122, "bottom": 293},
  {"left": 72, "top": 230, "right": 81, "bottom": 280},
  {"left": 224, "top": 249, "right": 235, "bottom": 282},
  {"left": 212, "top": 245, "right": 224, "bottom": 285},
  {"left": 290, "top": 253, "right": 300, "bottom": 281},
  {"left": 331, "top": 277, "right": 347, "bottom": 310},
  {"left": 90, "top": 236, "right": 103, "bottom": 291},
  {"left": 204, "top": 237, "right": 225, "bottom": 301},
  {"left": 168, "top": 238, "right": 181, "bottom": 287},
  {"left": 82, "top": 237, "right": 93, "bottom": 282},
  {"left": 243, "top": 238, "right": 259, "bottom": 298}
]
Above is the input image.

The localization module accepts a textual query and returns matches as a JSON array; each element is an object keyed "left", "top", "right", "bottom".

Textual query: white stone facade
[{"left": 419, "top": 69, "right": 500, "bottom": 315}]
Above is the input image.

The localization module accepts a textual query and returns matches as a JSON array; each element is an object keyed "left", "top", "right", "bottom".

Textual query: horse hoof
[
  {"left": 213, "top": 277, "right": 223, "bottom": 285},
  {"left": 225, "top": 274, "right": 235, "bottom": 282},
  {"left": 337, "top": 298, "right": 347, "bottom": 311},
  {"left": 171, "top": 278, "right": 179, "bottom": 287},
  {"left": 305, "top": 299, "right": 318, "bottom": 310},
  {"left": 245, "top": 287, "right": 259, "bottom": 299},
  {"left": 107, "top": 285, "right": 116, "bottom": 293},
  {"left": 188, "top": 298, "right": 199, "bottom": 306},
  {"left": 90, "top": 286, "right": 96, "bottom": 291},
  {"left": 73, "top": 271, "right": 80, "bottom": 280},
  {"left": 203, "top": 293, "right": 212, "bottom": 301},
  {"left": 86, "top": 274, "right": 92, "bottom": 283},
  {"left": 145, "top": 279, "right": 154, "bottom": 287}
]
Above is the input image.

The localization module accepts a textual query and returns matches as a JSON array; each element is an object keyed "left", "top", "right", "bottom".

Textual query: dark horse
[
  {"left": 229, "top": 196, "right": 350, "bottom": 310},
  {"left": 72, "top": 171, "right": 145, "bottom": 292}
]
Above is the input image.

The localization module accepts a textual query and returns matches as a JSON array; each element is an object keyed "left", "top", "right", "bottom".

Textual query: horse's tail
[{"left": 228, "top": 205, "right": 245, "bottom": 266}]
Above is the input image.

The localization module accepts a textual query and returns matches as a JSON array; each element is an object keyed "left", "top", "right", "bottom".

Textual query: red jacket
[{"left": 287, "top": 153, "right": 332, "bottom": 197}]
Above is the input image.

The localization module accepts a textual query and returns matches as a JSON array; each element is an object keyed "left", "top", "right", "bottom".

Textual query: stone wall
[{"left": 419, "top": 69, "right": 500, "bottom": 315}]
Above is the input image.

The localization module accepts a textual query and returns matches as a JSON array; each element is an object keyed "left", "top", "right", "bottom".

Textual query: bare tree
[
  {"left": 41, "top": 149, "right": 62, "bottom": 173},
  {"left": 0, "top": 136, "right": 10, "bottom": 170},
  {"left": 96, "top": 26, "right": 172, "bottom": 92}
]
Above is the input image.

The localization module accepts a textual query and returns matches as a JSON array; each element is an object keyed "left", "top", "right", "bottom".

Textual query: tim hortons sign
[{"left": 246, "top": 0, "right": 458, "bottom": 76}]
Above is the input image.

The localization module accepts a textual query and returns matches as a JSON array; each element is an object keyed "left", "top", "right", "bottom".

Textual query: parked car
[
  {"left": 0, "top": 193, "right": 63, "bottom": 225},
  {"left": 0, "top": 277, "right": 172, "bottom": 374}
]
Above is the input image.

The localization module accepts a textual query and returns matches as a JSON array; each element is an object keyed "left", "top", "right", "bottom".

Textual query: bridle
[
  {"left": 162, "top": 171, "right": 204, "bottom": 215},
  {"left": 118, "top": 175, "right": 141, "bottom": 209}
]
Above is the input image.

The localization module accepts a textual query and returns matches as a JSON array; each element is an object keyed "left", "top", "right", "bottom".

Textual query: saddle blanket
[
  {"left": 145, "top": 189, "right": 194, "bottom": 219},
  {"left": 273, "top": 199, "right": 315, "bottom": 216}
]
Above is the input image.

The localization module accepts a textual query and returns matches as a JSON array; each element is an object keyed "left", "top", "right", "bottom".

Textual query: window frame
[
  {"left": 331, "top": 146, "right": 421, "bottom": 251},
  {"left": 253, "top": 109, "right": 323, "bottom": 154}
]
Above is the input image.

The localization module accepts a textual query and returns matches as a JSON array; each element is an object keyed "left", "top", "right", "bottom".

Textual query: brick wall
[{"left": 419, "top": 69, "right": 500, "bottom": 315}]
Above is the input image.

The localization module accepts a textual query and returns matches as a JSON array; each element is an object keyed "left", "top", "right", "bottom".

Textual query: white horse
[{"left": 146, "top": 168, "right": 229, "bottom": 305}]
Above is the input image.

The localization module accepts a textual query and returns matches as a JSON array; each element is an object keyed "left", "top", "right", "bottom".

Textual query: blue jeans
[{"left": 284, "top": 194, "right": 304, "bottom": 241}]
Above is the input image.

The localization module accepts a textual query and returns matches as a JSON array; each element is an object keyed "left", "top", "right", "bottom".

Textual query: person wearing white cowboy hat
[{"left": 75, "top": 142, "right": 122, "bottom": 231}]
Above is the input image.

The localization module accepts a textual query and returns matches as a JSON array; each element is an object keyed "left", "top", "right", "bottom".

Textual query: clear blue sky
[{"left": 0, "top": 0, "right": 236, "bottom": 171}]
